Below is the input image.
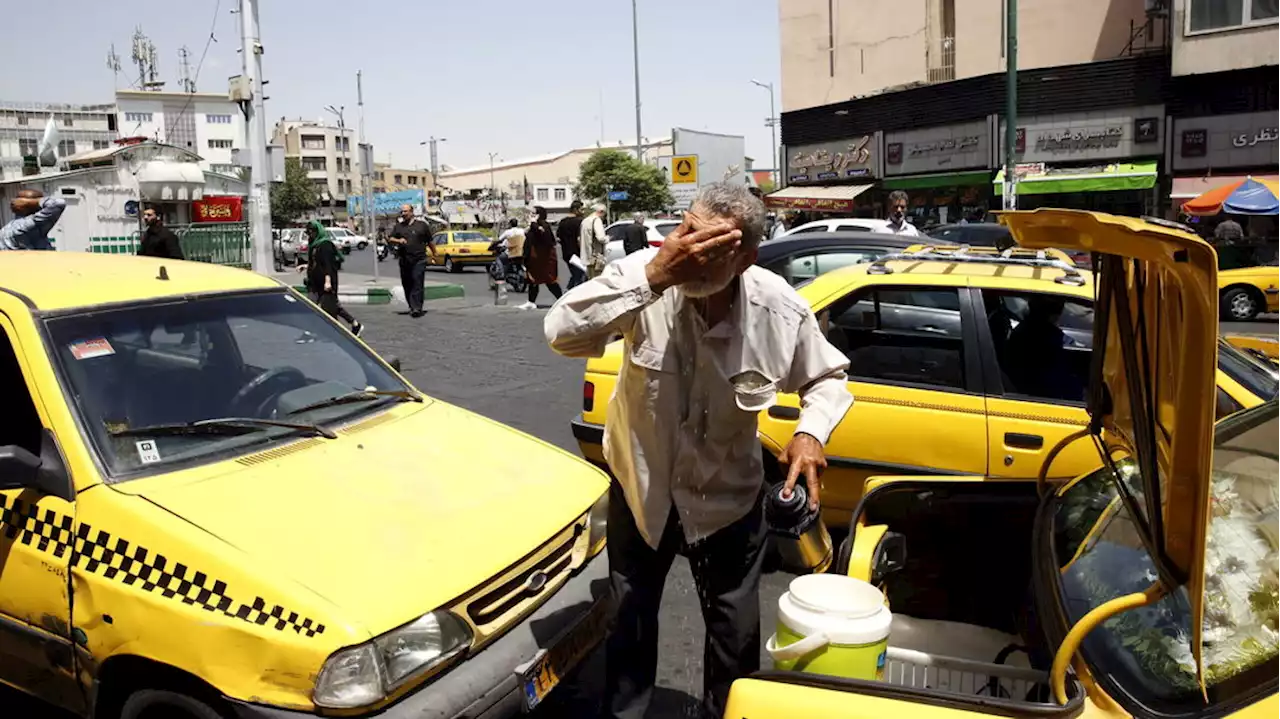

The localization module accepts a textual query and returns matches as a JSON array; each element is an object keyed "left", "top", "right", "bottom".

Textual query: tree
[
  {"left": 757, "top": 178, "right": 777, "bottom": 194},
  {"left": 270, "top": 157, "right": 318, "bottom": 226},
  {"left": 576, "top": 149, "right": 673, "bottom": 215}
]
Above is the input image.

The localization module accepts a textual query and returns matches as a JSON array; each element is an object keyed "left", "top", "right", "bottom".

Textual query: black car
[
  {"left": 926, "top": 222, "right": 1013, "bottom": 249},
  {"left": 755, "top": 232, "right": 920, "bottom": 286}
]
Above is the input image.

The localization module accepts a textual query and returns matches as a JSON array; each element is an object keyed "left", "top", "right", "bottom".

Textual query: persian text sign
[
  {"left": 786, "top": 135, "right": 878, "bottom": 184},
  {"left": 192, "top": 196, "right": 243, "bottom": 223}
]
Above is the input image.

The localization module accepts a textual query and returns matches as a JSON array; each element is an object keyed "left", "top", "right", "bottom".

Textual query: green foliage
[
  {"left": 270, "top": 157, "right": 319, "bottom": 227},
  {"left": 576, "top": 149, "right": 673, "bottom": 214},
  {"left": 757, "top": 178, "right": 777, "bottom": 194}
]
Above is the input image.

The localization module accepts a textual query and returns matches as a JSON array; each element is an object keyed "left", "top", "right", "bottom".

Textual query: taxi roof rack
[{"left": 866, "top": 244, "right": 1087, "bottom": 286}]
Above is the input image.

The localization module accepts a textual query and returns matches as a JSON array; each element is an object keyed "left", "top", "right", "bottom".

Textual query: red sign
[
  {"left": 764, "top": 196, "right": 855, "bottom": 212},
  {"left": 192, "top": 196, "right": 243, "bottom": 223}
]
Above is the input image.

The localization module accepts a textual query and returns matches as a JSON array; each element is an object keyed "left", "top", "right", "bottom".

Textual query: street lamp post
[
  {"left": 631, "top": 0, "right": 643, "bottom": 162},
  {"left": 751, "top": 79, "right": 778, "bottom": 189},
  {"left": 324, "top": 104, "right": 348, "bottom": 222},
  {"left": 488, "top": 152, "right": 500, "bottom": 227},
  {"left": 419, "top": 136, "right": 446, "bottom": 203}
]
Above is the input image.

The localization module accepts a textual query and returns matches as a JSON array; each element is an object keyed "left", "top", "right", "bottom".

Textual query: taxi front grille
[
  {"left": 465, "top": 522, "right": 583, "bottom": 629},
  {"left": 339, "top": 413, "right": 396, "bottom": 435},
  {"left": 236, "top": 439, "right": 324, "bottom": 466}
]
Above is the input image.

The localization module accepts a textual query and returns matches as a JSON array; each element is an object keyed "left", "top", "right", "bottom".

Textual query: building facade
[
  {"left": 438, "top": 139, "right": 675, "bottom": 198},
  {"left": 372, "top": 163, "right": 437, "bottom": 196},
  {"left": 272, "top": 118, "right": 365, "bottom": 222},
  {"left": 0, "top": 101, "right": 119, "bottom": 182},
  {"left": 116, "top": 90, "right": 245, "bottom": 175}
]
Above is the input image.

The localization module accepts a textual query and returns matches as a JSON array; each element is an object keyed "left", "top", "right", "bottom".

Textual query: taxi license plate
[{"left": 518, "top": 595, "right": 613, "bottom": 712}]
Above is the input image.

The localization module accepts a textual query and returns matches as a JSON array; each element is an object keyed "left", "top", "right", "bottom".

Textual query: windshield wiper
[
  {"left": 286, "top": 388, "right": 422, "bottom": 416},
  {"left": 110, "top": 417, "right": 337, "bottom": 440}
]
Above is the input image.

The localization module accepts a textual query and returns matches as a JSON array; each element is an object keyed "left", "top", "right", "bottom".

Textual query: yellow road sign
[{"left": 671, "top": 155, "right": 697, "bottom": 184}]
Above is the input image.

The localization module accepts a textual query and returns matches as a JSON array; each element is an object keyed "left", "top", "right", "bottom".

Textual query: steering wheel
[{"left": 229, "top": 367, "right": 307, "bottom": 417}]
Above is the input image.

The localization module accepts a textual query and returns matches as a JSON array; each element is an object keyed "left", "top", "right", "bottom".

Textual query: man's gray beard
[{"left": 681, "top": 272, "right": 735, "bottom": 299}]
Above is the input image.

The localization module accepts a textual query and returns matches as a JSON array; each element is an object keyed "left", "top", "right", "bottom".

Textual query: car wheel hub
[{"left": 1232, "top": 293, "right": 1256, "bottom": 318}]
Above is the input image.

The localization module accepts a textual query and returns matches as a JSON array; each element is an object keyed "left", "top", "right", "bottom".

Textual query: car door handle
[
  {"left": 915, "top": 325, "right": 948, "bottom": 335},
  {"left": 768, "top": 406, "right": 801, "bottom": 420},
  {"left": 1004, "top": 432, "right": 1044, "bottom": 450}
]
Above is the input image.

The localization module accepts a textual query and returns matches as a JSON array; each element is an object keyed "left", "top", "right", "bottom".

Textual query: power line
[{"left": 168, "top": 0, "right": 223, "bottom": 131}]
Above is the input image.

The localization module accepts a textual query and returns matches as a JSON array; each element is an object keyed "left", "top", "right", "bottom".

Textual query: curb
[{"left": 291, "top": 286, "right": 394, "bottom": 305}]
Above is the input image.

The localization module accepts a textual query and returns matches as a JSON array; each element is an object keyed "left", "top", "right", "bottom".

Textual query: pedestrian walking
[
  {"left": 388, "top": 204, "right": 437, "bottom": 317},
  {"left": 579, "top": 203, "right": 608, "bottom": 277},
  {"left": 769, "top": 212, "right": 788, "bottom": 240},
  {"left": 518, "top": 206, "right": 563, "bottom": 310},
  {"left": 138, "top": 207, "right": 185, "bottom": 259},
  {"left": 1214, "top": 215, "right": 1245, "bottom": 245},
  {"left": 885, "top": 190, "right": 920, "bottom": 236},
  {"left": 1, "top": 189, "right": 65, "bottom": 250},
  {"left": 558, "top": 200, "right": 587, "bottom": 289},
  {"left": 622, "top": 212, "right": 649, "bottom": 255},
  {"left": 545, "top": 182, "right": 853, "bottom": 719},
  {"left": 298, "top": 220, "right": 363, "bottom": 337}
]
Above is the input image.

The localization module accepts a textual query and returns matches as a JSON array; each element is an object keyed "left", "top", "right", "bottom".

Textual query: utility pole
[
  {"left": 239, "top": 0, "right": 273, "bottom": 275},
  {"left": 752, "top": 79, "right": 779, "bottom": 188},
  {"left": 325, "top": 104, "right": 347, "bottom": 224},
  {"left": 631, "top": 0, "right": 643, "bottom": 162},
  {"left": 358, "top": 70, "right": 377, "bottom": 281},
  {"left": 1003, "top": 0, "right": 1018, "bottom": 211},
  {"left": 488, "top": 152, "right": 499, "bottom": 224},
  {"left": 419, "top": 136, "right": 446, "bottom": 195}
]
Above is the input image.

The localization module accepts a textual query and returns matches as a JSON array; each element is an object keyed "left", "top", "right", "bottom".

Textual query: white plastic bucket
[{"left": 765, "top": 574, "right": 891, "bottom": 680}]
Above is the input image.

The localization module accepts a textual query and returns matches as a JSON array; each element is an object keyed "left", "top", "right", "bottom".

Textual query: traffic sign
[
  {"left": 607, "top": 190, "right": 629, "bottom": 201},
  {"left": 671, "top": 155, "right": 697, "bottom": 184}
]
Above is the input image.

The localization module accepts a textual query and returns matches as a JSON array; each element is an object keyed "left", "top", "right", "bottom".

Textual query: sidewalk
[{"left": 268, "top": 271, "right": 465, "bottom": 305}]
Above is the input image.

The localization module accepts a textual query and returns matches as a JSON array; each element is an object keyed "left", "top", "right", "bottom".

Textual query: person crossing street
[
  {"left": 298, "top": 220, "right": 362, "bottom": 337},
  {"left": 388, "top": 204, "right": 437, "bottom": 317}
]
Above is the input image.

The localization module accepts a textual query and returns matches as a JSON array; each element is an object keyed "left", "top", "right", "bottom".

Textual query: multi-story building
[
  {"left": 372, "top": 163, "right": 436, "bottom": 195},
  {"left": 0, "top": 101, "right": 119, "bottom": 182},
  {"left": 272, "top": 118, "right": 364, "bottom": 222},
  {"left": 115, "top": 90, "right": 244, "bottom": 176},
  {"left": 773, "top": 0, "right": 1277, "bottom": 225},
  {"left": 438, "top": 138, "right": 675, "bottom": 199}
]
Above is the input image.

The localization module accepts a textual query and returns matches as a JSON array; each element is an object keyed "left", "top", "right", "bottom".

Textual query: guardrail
[{"left": 88, "top": 222, "right": 252, "bottom": 269}]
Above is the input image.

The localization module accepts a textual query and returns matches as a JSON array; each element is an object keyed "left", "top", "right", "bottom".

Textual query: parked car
[
  {"left": 277, "top": 227, "right": 308, "bottom": 265},
  {"left": 755, "top": 232, "right": 920, "bottom": 286},
  {"left": 602, "top": 218, "right": 682, "bottom": 263},
  {"left": 326, "top": 227, "right": 368, "bottom": 253},
  {"left": 0, "top": 252, "right": 611, "bottom": 718},
  {"left": 929, "top": 222, "right": 1094, "bottom": 267},
  {"left": 724, "top": 209, "right": 1279, "bottom": 719},
  {"left": 572, "top": 241, "right": 1275, "bottom": 526},
  {"left": 429, "top": 230, "right": 496, "bottom": 273},
  {"left": 774, "top": 218, "right": 895, "bottom": 239},
  {"left": 1218, "top": 264, "right": 1279, "bottom": 321}
]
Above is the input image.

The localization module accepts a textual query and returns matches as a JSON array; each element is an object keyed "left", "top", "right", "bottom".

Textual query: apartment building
[
  {"left": 372, "top": 163, "right": 436, "bottom": 195},
  {"left": 0, "top": 101, "right": 119, "bottom": 182},
  {"left": 272, "top": 118, "right": 364, "bottom": 221},
  {"left": 116, "top": 90, "right": 244, "bottom": 175},
  {"left": 773, "top": 0, "right": 1276, "bottom": 223}
]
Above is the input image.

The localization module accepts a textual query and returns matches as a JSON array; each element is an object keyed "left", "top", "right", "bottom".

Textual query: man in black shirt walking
[
  {"left": 138, "top": 207, "right": 185, "bottom": 259},
  {"left": 557, "top": 200, "right": 586, "bottom": 289},
  {"left": 621, "top": 212, "right": 649, "bottom": 255},
  {"left": 388, "top": 204, "right": 437, "bottom": 317}
]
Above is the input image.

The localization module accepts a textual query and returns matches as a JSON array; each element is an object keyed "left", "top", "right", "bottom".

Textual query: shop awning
[
  {"left": 881, "top": 170, "right": 992, "bottom": 191},
  {"left": 993, "top": 161, "right": 1158, "bottom": 196},
  {"left": 765, "top": 183, "right": 873, "bottom": 212},
  {"left": 1172, "top": 174, "right": 1279, "bottom": 200},
  {"left": 136, "top": 160, "right": 205, "bottom": 201}
]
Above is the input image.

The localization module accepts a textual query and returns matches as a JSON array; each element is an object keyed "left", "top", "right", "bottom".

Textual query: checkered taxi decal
[{"left": 0, "top": 495, "right": 325, "bottom": 638}]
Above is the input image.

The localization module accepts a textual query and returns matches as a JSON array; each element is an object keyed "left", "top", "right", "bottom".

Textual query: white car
[
  {"left": 325, "top": 227, "right": 370, "bottom": 253},
  {"left": 603, "top": 218, "right": 682, "bottom": 263},
  {"left": 774, "top": 218, "right": 895, "bottom": 239}
]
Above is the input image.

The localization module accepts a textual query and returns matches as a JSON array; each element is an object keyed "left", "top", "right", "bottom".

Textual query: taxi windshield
[
  {"left": 1051, "top": 400, "right": 1279, "bottom": 711},
  {"left": 453, "top": 231, "right": 488, "bottom": 242},
  {"left": 43, "top": 291, "right": 411, "bottom": 480}
]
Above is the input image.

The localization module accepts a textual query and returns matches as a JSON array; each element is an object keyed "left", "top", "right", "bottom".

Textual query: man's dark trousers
[
  {"left": 566, "top": 263, "right": 587, "bottom": 289},
  {"left": 604, "top": 479, "right": 766, "bottom": 719},
  {"left": 399, "top": 258, "right": 427, "bottom": 314}
]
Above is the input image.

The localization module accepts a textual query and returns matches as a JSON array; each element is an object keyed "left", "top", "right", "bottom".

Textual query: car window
[
  {"left": 655, "top": 222, "right": 679, "bottom": 237},
  {"left": 454, "top": 231, "right": 488, "bottom": 242},
  {"left": 928, "top": 226, "right": 965, "bottom": 243},
  {"left": 778, "top": 253, "right": 819, "bottom": 286},
  {"left": 1052, "top": 403, "right": 1278, "bottom": 712},
  {"left": 0, "top": 328, "right": 43, "bottom": 458},
  {"left": 816, "top": 250, "right": 881, "bottom": 275},
  {"left": 606, "top": 225, "right": 627, "bottom": 241},
  {"left": 1218, "top": 340, "right": 1279, "bottom": 402},
  {"left": 44, "top": 292, "right": 406, "bottom": 479},
  {"left": 983, "top": 290, "right": 1092, "bottom": 404},
  {"left": 822, "top": 286, "right": 967, "bottom": 390},
  {"left": 834, "top": 224, "right": 871, "bottom": 232},
  {"left": 791, "top": 225, "right": 830, "bottom": 234},
  {"left": 433, "top": 234, "right": 449, "bottom": 245}
]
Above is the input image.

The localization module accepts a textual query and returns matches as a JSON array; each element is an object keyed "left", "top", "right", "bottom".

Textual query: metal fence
[{"left": 88, "top": 222, "right": 253, "bottom": 269}]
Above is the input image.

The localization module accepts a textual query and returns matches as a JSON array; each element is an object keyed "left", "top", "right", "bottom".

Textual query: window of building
[
  {"left": 376, "top": 171, "right": 384, "bottom": 181},
  {"left": 335, "top": 137, "right": 349, "bottom": 152},
  {"left": 210, "top": 164, "right": 238, "bottom": 175},
  {"left": 1189, "top": 0, "right": 1279, "bottom": 32},
  {"left": 92, "top": 140, "right": 111, "bottom": 150},
  {"left": 205, "top": 114, "right": 233, "bottom": 124},
  {"left": 312, "top": 178, "right": 329, "bottom": 193},
  {"left": 124, "top": 112, "right": 153, "bottom": 123},
  {"left": 536, "top": 188, "right": 549, "bottom": 201},
  {"left": 208, "top": 139, "right": 234, "bottom": 149},
  {"left": 61, "top": 115, "right": 73, "bottom": 128},
  {"left": 408, "top": 176, "right": 418, "bottom": 185},
  {"left": 301, "top": 135, "right": 326, "bottom": 151},
  {"left": 57, "top": 139, "right": 76, "bottom": 157},
  {"left": 554, "top": 188, "right": 567, "bottom": 201},
  {"left": 16, "top": 115, "right": 28, "bottom": 126},
  {"left": 301, "top": 157, "right": 327, "bottom": 172},
  {"left": 393, "top": 174, "right": 402, "bottom": 184},
  {"left": 18, "top": 139, "right": 37, "bottom": 156}
]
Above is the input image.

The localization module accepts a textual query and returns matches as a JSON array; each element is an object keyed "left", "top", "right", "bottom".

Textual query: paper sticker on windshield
[
  {"left": 69, "top": 338, "right": 115, "bottom": 360},
  {"left": 135, "top": 440, "right": 161, "bottom": 464}
]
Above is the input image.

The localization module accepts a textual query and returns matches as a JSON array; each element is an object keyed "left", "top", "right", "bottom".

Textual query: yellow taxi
[
  {"left": 1224, "top": 333, "right": 1279, "bottom": 369},
  {"left": 725, "top": 210, "right": 1278, "bottom": 719},
  {"left": 573, "top": 243, "right": 1276, "bottom": 526},
  {"left": 430, "top": 230, "right": 497, "bottom": 273},
  {"left": 1219, "top": 265, "right": 1279, "bottom": 321},
  {"left": 0, "top": 253, "right": 609, "bottom": 718}
]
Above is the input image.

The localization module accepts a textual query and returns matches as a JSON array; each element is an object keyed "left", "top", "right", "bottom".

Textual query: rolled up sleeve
[
  {"left": 544, "top": 249, "right": 661, "bottom": 358},
  {"left": 782, "top": 311, "right": 853, "bottom": 445}
]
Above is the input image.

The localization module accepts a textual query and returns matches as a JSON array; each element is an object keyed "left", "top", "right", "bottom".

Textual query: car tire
[
  {"left": 1222, "top": 286, "right": 1261, "bottom": 322},
  {"left": 357, "top": 241, "right": 368, "bottom": 250},
  {"left": 444, "top": 256, "right": 460, "bottom": 273},
  {"left": 120, "top": 688, "right": 230, "bottom": 719}
]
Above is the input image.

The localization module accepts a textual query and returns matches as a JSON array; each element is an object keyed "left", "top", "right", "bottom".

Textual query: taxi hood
[
  {"left": 1002, "top": 209, "right": 1218, "bottom": 663},
  {"left": 131, "top": 400, "right": 609, "bottom": 638}
]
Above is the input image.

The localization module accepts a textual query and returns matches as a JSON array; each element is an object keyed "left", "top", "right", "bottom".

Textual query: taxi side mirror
[
  {"left": 0, "top": 445, "right": 42, "bottom": 490},
  {"left": 386, "top": 356, "right": 403, "bottom": 372}
]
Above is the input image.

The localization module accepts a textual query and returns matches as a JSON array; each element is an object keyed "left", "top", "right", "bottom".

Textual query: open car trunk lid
[{"left": 1001, "top": 209, "right": 1219, "bottom": 682}]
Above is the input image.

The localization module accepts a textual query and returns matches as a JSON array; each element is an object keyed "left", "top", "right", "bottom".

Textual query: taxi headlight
[
  {"left": 314, "top": 611, "right": 472, "bottom": 709},
  {"left": 587, "top": 491, "right": 609, "bottom": 551}
]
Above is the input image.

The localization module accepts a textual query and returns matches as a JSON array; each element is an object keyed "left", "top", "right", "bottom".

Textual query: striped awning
[{"left": 765, "top": 184, "right": 873, "bottom": 212}]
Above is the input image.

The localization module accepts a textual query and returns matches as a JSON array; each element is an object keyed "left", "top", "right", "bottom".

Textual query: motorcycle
[
  {"left": 487, "top": 242, "right": 528, "bottom": 294},
  {"left": 376, "top": 239, "right": 392, "bottom": 262}
]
